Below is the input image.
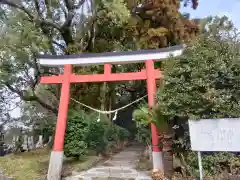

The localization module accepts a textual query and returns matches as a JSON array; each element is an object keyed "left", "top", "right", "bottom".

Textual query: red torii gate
[{"left": 38, "top": 45, "right": 184, "bottom": 180}]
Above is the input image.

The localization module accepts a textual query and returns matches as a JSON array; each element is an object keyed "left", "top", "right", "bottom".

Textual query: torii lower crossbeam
[
  {"left": 43, "top": 61, "right": 162, "bottom": 180},
  {"left": 41, "top": 68, "right": 161, "bottom": 83}
]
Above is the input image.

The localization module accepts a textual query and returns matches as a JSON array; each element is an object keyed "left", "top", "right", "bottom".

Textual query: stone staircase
[
  {"left": 67, "top": 167, "right": 151, "bottom": 180},
  {"left": 64, "top": 143, "right": 151, "bottom": 180}
]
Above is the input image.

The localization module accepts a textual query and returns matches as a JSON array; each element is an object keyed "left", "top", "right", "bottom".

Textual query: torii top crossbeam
[
  {"left": 39, "top": 45, "right": 184, "bottom": 66},
  {"left": 39, "top": 45, "right": 184, "bottom": 180}
]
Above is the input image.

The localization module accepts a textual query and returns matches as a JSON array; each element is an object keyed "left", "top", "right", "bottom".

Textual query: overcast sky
[{"left": 9, "top": 0, "right": 240, "bottom": 118}]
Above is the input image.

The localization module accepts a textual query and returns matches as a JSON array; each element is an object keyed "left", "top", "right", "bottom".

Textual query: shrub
[
  {"left": 84, "top": 114, "right": 108, "bottom": 154},
  {"left": 64, "top": 110, "right": 130, "bottom": 158},
  {"left": 156, "top": 30, "right": 240, "bottom": 178},
  {"left": 186, "top": 152, "right": 240, "bottom": 176},
  {"left": 158, "top": 35, "right": 240, "bottom": 119},
  {"left": 103, "top": 116, "right": 130, "bottom": 142},
  {"left": 116, "top": 126, "right": 130, "bottom": 141},
  {"left": 134, "top": 122, "right": 151, "bottom": 145},
  {"left": 104, "top": 122, "right": 118, "bottom": 142},
  {"left": 64, "top": 110, "right": 88, "bottom": 158}
]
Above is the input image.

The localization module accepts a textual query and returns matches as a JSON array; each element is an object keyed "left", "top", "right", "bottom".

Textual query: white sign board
[{"left": 188, "top": 118, "right": 240, "bottom": 152}]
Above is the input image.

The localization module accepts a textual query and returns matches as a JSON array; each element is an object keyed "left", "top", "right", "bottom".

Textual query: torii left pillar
[{"left": 47, "top": 65, "right": 72, "bottom": 180}]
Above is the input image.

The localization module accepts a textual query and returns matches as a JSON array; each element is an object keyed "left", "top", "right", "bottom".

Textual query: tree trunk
[
  {"left": 107, "top": 65, "right": 116, "bottom": 120},
  {"left": 108, "top": 83, "right": 116, "bottom": 120},
  {"left": 100, "top": 82, "right": 107, "bottom": 111}
]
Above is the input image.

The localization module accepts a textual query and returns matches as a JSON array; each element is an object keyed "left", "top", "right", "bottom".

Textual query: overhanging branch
[
  {"left": 33, "top": 0, "right": 41, "bottom": 16},
  {"left": 52, "top": 40, "right": 66, "bottom": 50},
  {"left": 64, "top": 0, "right": 73, "bottom": 10},
  {"left": 4, "top": 82, "right": 58, "bottom": 114},
  {"left": 0, "top": 0, "right": 34, "bottom": 19},
  {"left": 74, "top": 0, "right": 85, "bottom": 9},
  {"left": 0, "top": 0, "right": 61, "bottom": 30}
]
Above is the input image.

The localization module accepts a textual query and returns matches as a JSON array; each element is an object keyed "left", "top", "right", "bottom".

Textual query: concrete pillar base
[
  {"left": 47, "top": 151, "right": 64, "bottom": 180},
  {"left": 152, "top": 151, "right": 164, "bottom": 171}
]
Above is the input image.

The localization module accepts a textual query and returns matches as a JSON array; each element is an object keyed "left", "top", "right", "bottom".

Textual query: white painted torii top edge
[{"left": 39, "top": 46, "right": 184, "bottom": 66}]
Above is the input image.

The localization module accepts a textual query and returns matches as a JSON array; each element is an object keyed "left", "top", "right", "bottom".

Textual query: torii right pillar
[{"left": 145, "top": 60, "right": 164, "bottom": 171}]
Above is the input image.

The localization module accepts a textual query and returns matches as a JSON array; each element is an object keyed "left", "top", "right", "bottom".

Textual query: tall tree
[
  {"left": 0, "top": 0, "right": 200, "bottom": 126},
  {"left": 199, "top": 15, "right": 235, "bottom": 36},
  {"left": 0, "top": 0, "right": 133, "bottom": 116},
  {"left": 158, "top": 16, "right": 240, "bottom": 118},
  {"left": 126, "top": 0, "right": 199, "bottom": 49}
]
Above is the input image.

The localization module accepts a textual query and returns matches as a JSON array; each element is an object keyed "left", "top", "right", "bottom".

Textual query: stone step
[
  {"left": 64, "top": 143, "right": 150, "bottom": 180},
  {"left": 81, "top": 178, "right": 151, "bottom": 180}
]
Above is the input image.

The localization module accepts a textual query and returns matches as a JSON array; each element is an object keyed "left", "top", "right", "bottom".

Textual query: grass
[
  {"left": 0, "top": 149, "right": 102, "bottom": 180},
  {"left": 0, "top": 149, "right": 49, "bottom": 180}
]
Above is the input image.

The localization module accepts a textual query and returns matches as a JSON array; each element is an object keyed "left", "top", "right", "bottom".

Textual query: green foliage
[
  {"left": 132, "top": 103, "right": 171, "bottom": 147},
  {"left": 133, "top": 106, "right": 151, "bottom": 124},
  {"left": 84, "top": 116, "right": 107, "bottom": 153},
  {"left": 0, "top": 0, "right": 201, "bottom": 131},
  {"left": 199, "top": 16, "right": 234, "bottom": 36},
  {"left": 117, "top": 126, "right": 131, "bottom": 141},
  {"left": 64, "top": 110, "right": 130, "bottom": 158},
  {"left": 98, "top": 116, "right": 130, "bottom": 142},
  {"left": 132, "top": 105, "right": 151, "bottom": 145},
  {"left": 155, "top": 19, "right": 240, "bottom": 177},
  {"left": 97, "top": 0, "right": 130, "bottom": 27},
  {"left": 64, "top": 110, "right": 88, "bottom": 158},
  {"left": 158, "top": 32, "right": 240, "bottom": 119},
  {"left": 64, "top": 140, "right": 88, "bottom": 158},
  {"left": 128, "top": 0, "right": 199, "bottom": 49},
  {"left": 133, "top": 103, "right": 168, "bottom": 132},
  {"left": 85, "top": 113, "right": 129, "bottom": 153},
  {"left": 134, "top": 122, "right": 151, "bottom": 145},
  {"left": 187, "top": 152, "right": 240, "bottom": 176},
  {"left": 172, "top": 120, "right": 191, "bottom": 154}
]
